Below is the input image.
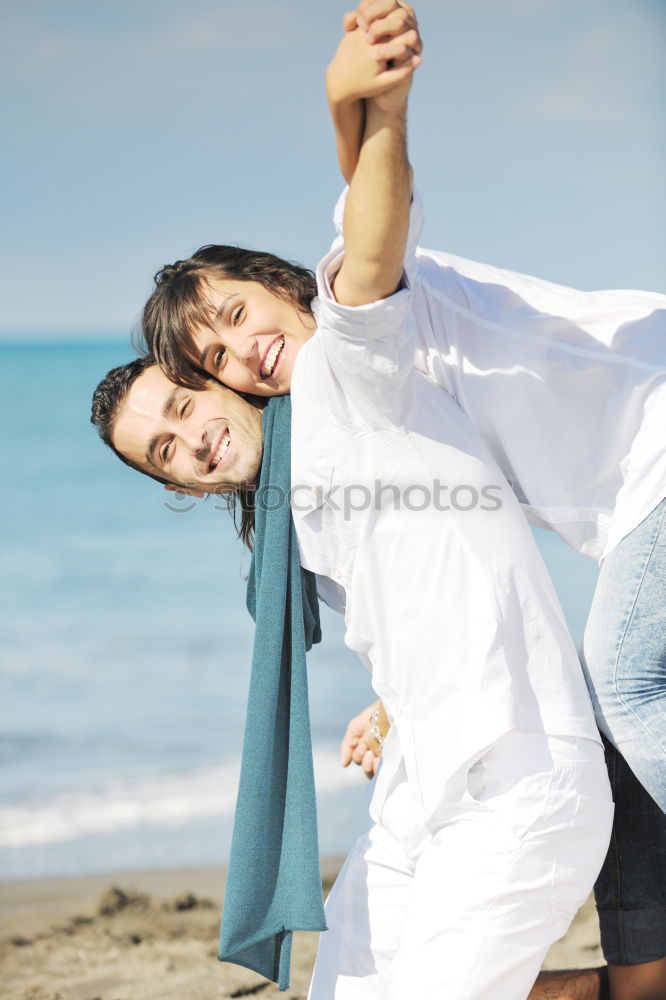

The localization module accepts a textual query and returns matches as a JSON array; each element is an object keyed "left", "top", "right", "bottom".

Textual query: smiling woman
[
  {"left": 189, "top": 277, "right": 317, "bottom": 396},
  {"left": 142, "top": 245, "right": 318, "bottom": 396}
]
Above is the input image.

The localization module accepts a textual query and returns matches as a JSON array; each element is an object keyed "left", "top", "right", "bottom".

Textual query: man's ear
[{"left": 164, "top": 483, "right": 205, "bottom": 499}]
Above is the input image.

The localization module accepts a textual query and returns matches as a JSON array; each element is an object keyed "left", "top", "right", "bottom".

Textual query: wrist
[
  {"left": 328, "top": 92, "right": 361, "bottom": 121},
  {"left": 365, "top": 98, "right": 408, "bottom": 129},
  {"left": 325, "top": 62, "right": 361, "bottom": 112}
]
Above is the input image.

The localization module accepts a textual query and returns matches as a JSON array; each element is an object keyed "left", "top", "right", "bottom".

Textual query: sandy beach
[{"left": 1, "top": 860, "right": 604, "bottom": 1000}]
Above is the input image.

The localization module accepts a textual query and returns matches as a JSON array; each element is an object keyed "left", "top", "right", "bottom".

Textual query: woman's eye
[
  {"left": 232, "top": 305, "right": 245, "bottom": 325},
  {"left": 214, "top": 348, "right": 226, "bottom": 369}
]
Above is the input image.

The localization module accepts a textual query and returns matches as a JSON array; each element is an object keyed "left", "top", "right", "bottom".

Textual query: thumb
[{"left": 342, "top": 10, "right": 358, "bottom": 32}]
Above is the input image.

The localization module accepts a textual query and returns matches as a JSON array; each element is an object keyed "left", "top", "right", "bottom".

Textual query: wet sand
[{"left": 0, "top": 861, "right": 603, "bottom": 999}]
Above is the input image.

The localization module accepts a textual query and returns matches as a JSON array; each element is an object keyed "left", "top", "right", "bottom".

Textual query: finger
[
  {"left": 365, "top": 7, "right": 417, "bottom": 43},
  {"left": 352, "top": 741, "right": 368, "bottom": 764},
  {"left": 358, "top": 0, "right": 407, "bottom": 24},
  {"left": 370, "top": 30, "right": 421, "bottom": 64},
  {"left": 372, "top": 58, "right": 421, "bottom": 90},
  {"left": 362, "top": 750, "right": 377, "bottom": 776},
  {"left": 342, "top": 10, "right": 358, "bottom": 31},
  {"left": 343, "top": 721, "right": 361, "bottom": 744},
  {"left": 360, "top": 0, "right": 417, "bottom": 33},
  {"left": 384, "top": 50, "right": 419, "bottom": 71},
  {"left": 340, "top": 732, "right": 359, "bottom": 762},
  {"left": 370, "top": 24, "right": 422, "bottom": 58}
]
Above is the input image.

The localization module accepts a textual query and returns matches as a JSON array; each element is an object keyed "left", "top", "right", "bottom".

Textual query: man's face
[
  {"left": 112, "top": 365, "right": 264, "bottom": 492},
  {"left": 192, "top": 278, "right": 316, "bottom": 396}
]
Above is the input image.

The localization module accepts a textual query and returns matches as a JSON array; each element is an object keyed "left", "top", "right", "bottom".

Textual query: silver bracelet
[{"left": 368, "top": 709, "right": 385, "bottom": 750}]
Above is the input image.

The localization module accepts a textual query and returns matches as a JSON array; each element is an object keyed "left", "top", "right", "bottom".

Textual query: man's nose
[{"left": 181, "top": 425, "right": 206, "bottom": 455}]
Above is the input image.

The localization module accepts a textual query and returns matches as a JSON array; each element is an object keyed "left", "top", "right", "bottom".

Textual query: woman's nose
[{"left": 237, "top": 334, "right": 257, "bottom": 365}]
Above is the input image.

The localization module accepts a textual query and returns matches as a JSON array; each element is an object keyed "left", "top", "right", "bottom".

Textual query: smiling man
[{"left": 91, "top": 356, "right": 264, "bottom": 494}]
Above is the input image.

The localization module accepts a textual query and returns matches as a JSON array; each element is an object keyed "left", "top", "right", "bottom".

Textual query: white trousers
[{"left": 308, "top": 731, "right": 614, "bottom": 1000}]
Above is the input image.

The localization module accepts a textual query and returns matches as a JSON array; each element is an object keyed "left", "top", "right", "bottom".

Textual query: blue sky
[{"left": 1, "top": 0, "right": 664, "bottom": 339}]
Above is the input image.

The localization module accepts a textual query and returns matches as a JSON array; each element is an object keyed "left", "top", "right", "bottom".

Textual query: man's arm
[
  {"left": 326, "top": 3, "right": 421, "bottom": 306},
  {"left": 332, "top": 95, "right": 411, "bottom": 307}
]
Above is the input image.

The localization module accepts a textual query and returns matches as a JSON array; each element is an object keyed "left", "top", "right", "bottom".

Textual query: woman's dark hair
[
  {"left": 140, "top": 244, "right": 317, "bottom": 390},
  {"left": 217, "top": 485, "right": 257, "bottom": 551},
  {"left": 90, "top": 355, "right": 257, "bottom": 548}
]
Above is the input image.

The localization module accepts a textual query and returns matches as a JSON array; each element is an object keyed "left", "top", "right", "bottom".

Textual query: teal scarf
[{"left": 218, "top": 395, "right": 326, "bottom": 990}]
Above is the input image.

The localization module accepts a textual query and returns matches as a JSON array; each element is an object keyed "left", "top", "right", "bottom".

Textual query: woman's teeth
[
  {"left": 210, "top": 434, "right": 230, "bottom": 470},
  {"left": 261, "top": 337, "right": 285, "bottom": 377}
]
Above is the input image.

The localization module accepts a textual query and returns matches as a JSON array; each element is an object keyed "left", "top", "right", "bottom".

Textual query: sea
[{"left": 0, "top": 343, "right": 599, "bottom": 881}]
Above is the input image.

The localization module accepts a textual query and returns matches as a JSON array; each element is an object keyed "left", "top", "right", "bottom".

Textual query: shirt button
[{"left": 333, "top": 567, "right": 343, "bottom": 581}]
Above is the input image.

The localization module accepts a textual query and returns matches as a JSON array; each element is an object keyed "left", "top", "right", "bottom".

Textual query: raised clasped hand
[{"left": 327, "top": 0, "right": 423, "bottom": 110}]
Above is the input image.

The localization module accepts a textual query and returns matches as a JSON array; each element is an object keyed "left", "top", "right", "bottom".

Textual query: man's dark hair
[
  {"left": 140, "top": 244, "right": 317, "bottom": 390},
  {"left": 90, "top": 355, "right": 257, "bottom": 548},
  {"left": 90, "top": 356, "right": 168, "bottom": 483}
]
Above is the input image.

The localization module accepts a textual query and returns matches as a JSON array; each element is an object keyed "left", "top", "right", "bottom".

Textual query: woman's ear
[{"left": 164, "top": 483, "right": 205, "bottom": 499}]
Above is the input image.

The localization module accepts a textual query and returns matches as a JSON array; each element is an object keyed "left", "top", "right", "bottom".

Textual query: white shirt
[
  {"left": 330, "top": 189, "right": 666, "bottom": 562},
  {"left": 290, "top": 250, "right": 601, "bottom": 829}
]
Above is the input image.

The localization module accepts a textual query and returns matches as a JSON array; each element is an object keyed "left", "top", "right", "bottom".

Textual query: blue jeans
[{"left": 581, "top": 496, "right": 666, "bottom": 964}]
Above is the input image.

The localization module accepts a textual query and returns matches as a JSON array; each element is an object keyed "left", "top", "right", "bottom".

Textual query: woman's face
[{"left": 190, "top": 277, "right": 316, "bottom": 396}]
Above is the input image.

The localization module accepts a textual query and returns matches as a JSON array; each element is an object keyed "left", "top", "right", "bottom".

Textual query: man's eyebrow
[
  {"left": 144, "top": 388, "right": 179, "bottom": 468},
  {"left": 162, "top": 387, "right": 179, "bottom": 418},
  {"left": 146, "top": 433, "right": 162, "bottom": 470}
]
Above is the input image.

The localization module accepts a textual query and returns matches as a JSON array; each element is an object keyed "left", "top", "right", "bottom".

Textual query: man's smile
[{"left": 207, "top": 426, "right": 231, "bottom": 472}]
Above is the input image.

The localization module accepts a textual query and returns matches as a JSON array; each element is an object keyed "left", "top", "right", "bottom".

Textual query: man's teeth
[
  {"left": 211, "top": 434, "right": 230, "bottom": 468},
  {"left": 262, "top": 337, "right": 284, "bottom": 377}
]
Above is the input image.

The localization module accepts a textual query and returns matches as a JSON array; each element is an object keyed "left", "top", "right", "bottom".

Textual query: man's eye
[
  {"left": 232, "top": 305, "right": 245, "bottom": 325},
  {"left": 161, "top": 439, "right": 173, "bottom": 464},
  {"left": 179, "top": 398, "right": 192, "bottom": 418}
]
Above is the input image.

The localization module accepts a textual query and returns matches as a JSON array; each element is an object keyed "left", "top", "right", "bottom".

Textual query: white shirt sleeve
[
  {"left": 331, "top": 183, "right": 425, "bottom": 286},
  {"left": 303, "top": 187, "right": 424, "bottom": 429}
]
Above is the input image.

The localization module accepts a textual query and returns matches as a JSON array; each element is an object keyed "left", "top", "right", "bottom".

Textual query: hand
[
  {"left": 344, "top": 0, "right": 420, "bottom": 55},
  {"left": 337, "top": 1, "right": 423, "bottom": 115},
  {"left": 326, "top": 13, "right": 421, "bottom": 111},
  {"left": 342, "top": 0, "right": 423, "bottom": 69},
  {"left": 340, "top": 700, "right": 391, "bottom": 779}
]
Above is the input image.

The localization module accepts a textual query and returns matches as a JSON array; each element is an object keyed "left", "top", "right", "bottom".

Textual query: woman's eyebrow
[{"left": 214, "top": 294, "right": 238, "bottom": 324}]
